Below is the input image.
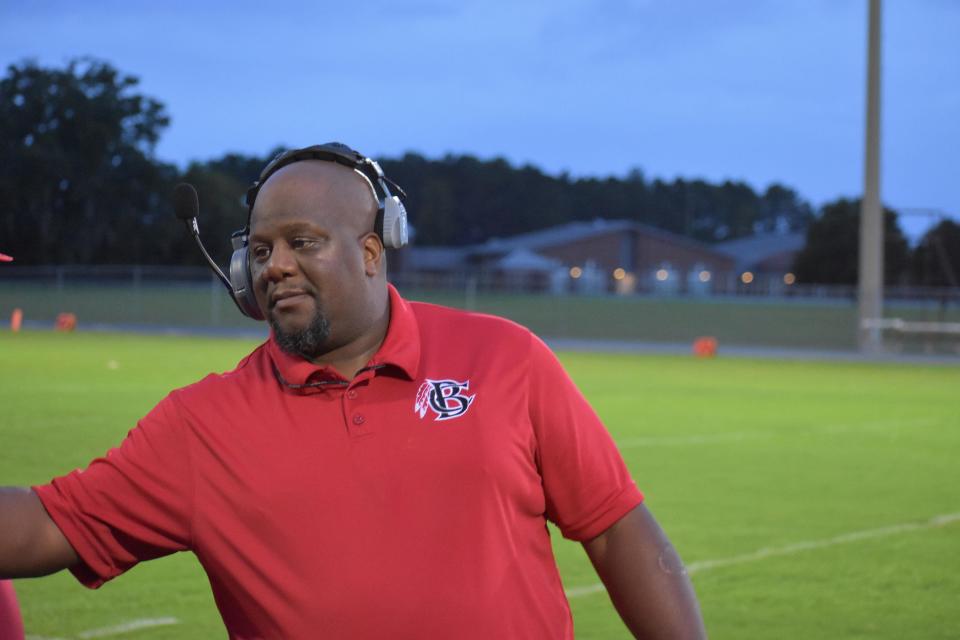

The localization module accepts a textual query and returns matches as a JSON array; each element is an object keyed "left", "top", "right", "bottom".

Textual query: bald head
[{"left": 252, "top": 160, "right": 379, "bottom": 236}]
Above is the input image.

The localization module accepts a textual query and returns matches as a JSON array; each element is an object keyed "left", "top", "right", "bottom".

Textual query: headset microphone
[{"left": 173, "top": 182, "right": 261, "bottom": 319}]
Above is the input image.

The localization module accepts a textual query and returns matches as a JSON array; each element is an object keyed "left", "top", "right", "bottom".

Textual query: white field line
[
  {"left": 616, "top": 417, "right": 940, "bottom": 449},
  {"left": 565, "top": 512, "right": 960, "bottom": 599},
  {"left": 26, "top": 617, "right": 179, "bottom": 640},
  {"left": 77, "top": 618, "right": 179, "bottom": 639}
]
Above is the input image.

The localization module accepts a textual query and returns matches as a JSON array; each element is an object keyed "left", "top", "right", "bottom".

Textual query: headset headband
[{"left": 244, "top": 142, "right": 406, "bottom": 225}]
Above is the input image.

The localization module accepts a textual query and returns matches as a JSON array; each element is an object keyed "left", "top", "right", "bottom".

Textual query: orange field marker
[
  {"left": 692, "top": 336, "right": 718, "bottom": 358},
  {"left": 55, "top": 312, "right": 77, "bottom": 332}
]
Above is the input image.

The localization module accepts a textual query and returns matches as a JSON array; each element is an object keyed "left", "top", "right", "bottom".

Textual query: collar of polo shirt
[{"left": 266, "top": 284, "right": 421, "bottom": 388}]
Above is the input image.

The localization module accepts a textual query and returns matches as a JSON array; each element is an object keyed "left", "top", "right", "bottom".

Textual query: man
[{"left": 0, "top": 145, "right": 706, "bottom": 638}]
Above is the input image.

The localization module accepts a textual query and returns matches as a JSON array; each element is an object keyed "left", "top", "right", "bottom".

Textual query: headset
[{"left": 175, "top": 143, "right": 409, "bottom": 321}]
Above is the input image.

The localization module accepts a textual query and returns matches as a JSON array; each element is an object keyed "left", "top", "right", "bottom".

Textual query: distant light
[
  {"left": 613, "top": 268, "right": 627, "bottom": 281},
  {"left": 698, "top": 270, "right": 711, "bottom": 283},
  {"left": 569, "top": 266, "right": 583, "bottom": 279},
  {"left": 784, "top": 272, "right": 796, "bottom": 285},
  {"left": 655, "top": 269, "right": 669, "bottom": 281},
  {"left": 741, "top": 271, "right": 754, "bottom": 284}
]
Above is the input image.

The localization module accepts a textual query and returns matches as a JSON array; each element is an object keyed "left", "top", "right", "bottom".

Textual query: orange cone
[
  {"left": 692, "top": 336, "right": 718, "bottom": 358},
  {"left": 10, "top": 308, "right": 22, "bottom": 332},
  {"left": 55, "top": 312, "right": 77, "bottom": 332}
]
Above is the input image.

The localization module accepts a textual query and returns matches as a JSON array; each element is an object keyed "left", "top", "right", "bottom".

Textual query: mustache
[{"left": 268, "top": 286, "right": 317, "bottom": 309}]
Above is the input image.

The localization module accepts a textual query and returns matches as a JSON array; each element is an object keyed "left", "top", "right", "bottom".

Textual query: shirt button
[
  {"left": 347, "top": 390, "right": 358, "bottom": 399},
  {"left": 352, "top": 413, "right": 365, "bottom": 425}
]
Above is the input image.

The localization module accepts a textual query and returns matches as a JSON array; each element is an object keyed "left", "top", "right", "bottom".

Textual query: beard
[{"left": 270, "top": 307, "right": 331, "bottom": 360}]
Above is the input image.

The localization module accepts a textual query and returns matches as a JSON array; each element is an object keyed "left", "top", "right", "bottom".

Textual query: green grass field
[{"left": 2, "top": 330, "right": 958, "bottom": 639}]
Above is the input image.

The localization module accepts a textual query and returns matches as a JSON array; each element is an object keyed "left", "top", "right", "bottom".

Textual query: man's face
[{"left": 247, "top": 161, "right": 382, "bottom": 360}]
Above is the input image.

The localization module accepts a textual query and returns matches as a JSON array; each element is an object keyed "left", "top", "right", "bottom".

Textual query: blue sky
[{"left": 2, "top": 1, "right": 958, "bottom": 238}]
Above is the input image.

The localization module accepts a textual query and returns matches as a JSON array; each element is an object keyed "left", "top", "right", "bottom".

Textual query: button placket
[{"left": 343, "top": 385, "right": 371, "bottom": 437}]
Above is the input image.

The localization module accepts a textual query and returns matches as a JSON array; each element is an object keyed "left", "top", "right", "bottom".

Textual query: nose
[{"left": 261, "top": 241, "right": 298, "bottom": 283}]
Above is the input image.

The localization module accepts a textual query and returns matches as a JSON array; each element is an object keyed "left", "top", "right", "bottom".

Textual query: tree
[
  {"left": 0, "top": 58, "right": 172, "bottom": 264},
  {"left": 911, "top": 219, "right": 960, "bottom": 287},
  {"left": 380, "top": 152, "right": 814, "bottom": 247},
  {"left": 792, "top": 198, "right": 909, "bottom": 285},
  {"left": 0, "top": 56, "right": 821, "bottom": 262},
  {"left": 176, "top": 163, "right": 251, "bottom": 265},
  {"left": 759, "top": 184, "right": 814, "bottom": 233}
]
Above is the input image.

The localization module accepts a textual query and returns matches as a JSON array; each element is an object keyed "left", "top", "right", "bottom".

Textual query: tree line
[{"left": 1, "top": 58, "right": 956, "bottom": 286}]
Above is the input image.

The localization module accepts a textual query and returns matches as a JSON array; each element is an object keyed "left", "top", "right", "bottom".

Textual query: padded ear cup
[
  {"left": 380, "top": 195, "right": 409, "bottom": 248},
  {"left": 229, "top": 242, "right": 264, "bottom": 320}
]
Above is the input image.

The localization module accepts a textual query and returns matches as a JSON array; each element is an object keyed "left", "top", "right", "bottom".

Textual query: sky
[{"left": 2, "top": 0, "right": 958, "bottom": 239}]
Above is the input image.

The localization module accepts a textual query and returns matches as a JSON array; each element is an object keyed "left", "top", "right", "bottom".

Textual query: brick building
[{"left": 397, "top": 219, "right": 736, "bottom": 294}]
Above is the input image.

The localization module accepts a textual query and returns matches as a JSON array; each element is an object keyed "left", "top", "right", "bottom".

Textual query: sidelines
[{"left": 564, "top": 511, "right": 960, "bottom": 599}]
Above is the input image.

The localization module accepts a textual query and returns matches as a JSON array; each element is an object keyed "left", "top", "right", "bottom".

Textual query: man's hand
[
  {"left": 582, "top": 504, "right": 707, "bottom": 639},
  {"left": 0, "top": 487, "right": 78, "bottom": 578}
]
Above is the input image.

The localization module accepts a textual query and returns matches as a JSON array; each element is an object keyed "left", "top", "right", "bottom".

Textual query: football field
[{"left": 2, "top": 331, "right": 958, "bottom": 639}]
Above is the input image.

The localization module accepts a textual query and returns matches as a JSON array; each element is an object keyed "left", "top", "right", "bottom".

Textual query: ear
[{"left": 361, "top": 232, "right": 384, "bottom": 277}]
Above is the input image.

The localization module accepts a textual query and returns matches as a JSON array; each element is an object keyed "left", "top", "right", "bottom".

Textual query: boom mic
[
  {"left": 174, "top": 182, "right": 200, "bottom": 221},
  {"left": 172, "top": 182, "right": 248, "bottom": 315}
]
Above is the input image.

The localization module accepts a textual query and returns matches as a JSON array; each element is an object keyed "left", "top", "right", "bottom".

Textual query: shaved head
[{"left": 255, "top": 160, "right": 379, "bottom": 236}]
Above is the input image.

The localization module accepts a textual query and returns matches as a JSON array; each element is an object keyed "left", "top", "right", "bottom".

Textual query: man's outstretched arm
[
  {"left": 0, "top": 487, "right": 78, "bottom": 578},
  {"left": 583, "top": 503, "right": 707, "bottom": 640}
]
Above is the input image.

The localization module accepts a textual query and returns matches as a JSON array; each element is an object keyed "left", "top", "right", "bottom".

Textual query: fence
[{"left": 2, "top": 265, "right": 959, "bottom": 353}]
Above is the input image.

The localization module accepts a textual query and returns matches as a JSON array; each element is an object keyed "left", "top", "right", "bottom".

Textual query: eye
[
  {"left": 251, "top": 245, "right": 271, "bottom": 262},
  {"left": 291, "top": 237, "right": 320, "bottom": 250}
]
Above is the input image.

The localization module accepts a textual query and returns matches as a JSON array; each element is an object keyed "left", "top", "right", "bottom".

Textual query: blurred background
[{"left": 1, "top": 0, "right": 958, "bottom": 353}]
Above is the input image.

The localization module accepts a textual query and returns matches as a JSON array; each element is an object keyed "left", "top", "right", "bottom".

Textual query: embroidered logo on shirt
[{"left": 414, "top": 379, "right": 476, "bottom": 421}]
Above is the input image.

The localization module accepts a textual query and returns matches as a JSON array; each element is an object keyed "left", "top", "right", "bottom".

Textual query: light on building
[
  {"left": 655, "top": 269, "right": 669, "bottom": 281},
  {"left": 698, "top": 270, "right": 711, "bottom": 282},
  {"left": 613, "top": 267, "right": 626, "bottom": 281},
  {"left": 783, "top": 272, "right": 796, "bottom": 285},
  {"left": 741, "top": 271, "right": 754, "bottom": 284},
  {"left": 569, "top": 266, "right": 583, "bottom": 279}
]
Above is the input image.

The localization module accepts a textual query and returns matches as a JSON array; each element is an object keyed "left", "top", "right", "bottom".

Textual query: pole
[{"left": 858, "top": 0, "right": 883, "bottom": 352}]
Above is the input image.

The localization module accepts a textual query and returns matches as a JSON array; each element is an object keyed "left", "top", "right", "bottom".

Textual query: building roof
[
  {"left": 495, "top": 248, "right": 563, "bottom": 271},
  {"left": 715, "top": 232, "right": 806, "bottom": 270},
  {"left": 403, "top": 246, "right": 469, "bottom": 270},
  {"left": 406, "top": 218, "right": 736, "bottom": 271},
  {"left": 476, "top": 219, "right": 633, "bottom": 255},
  {"left": 473, "top": 218, "right": 723, "bottom": 256}
]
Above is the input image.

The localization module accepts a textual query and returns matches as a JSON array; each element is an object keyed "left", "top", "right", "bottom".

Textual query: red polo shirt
[{"left": 35, "top": 286, "right": 642, "bottom": 639}]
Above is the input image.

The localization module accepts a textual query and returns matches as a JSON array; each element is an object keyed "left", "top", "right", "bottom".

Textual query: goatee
[{"left": 271, "top": 309, "right": 331, "bottom": 360}]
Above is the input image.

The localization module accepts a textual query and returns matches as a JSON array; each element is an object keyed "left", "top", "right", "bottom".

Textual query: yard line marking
[
  {"left": 76, "top": 617, "right": 180, "bottom": 639},
  {"left": 565, "top": 512, "right": 960, "bottom": 599}
]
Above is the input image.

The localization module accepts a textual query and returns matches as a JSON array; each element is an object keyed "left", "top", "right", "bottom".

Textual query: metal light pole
[{"left": 858, "top": 0, "right": 884, "bottom": 352}]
